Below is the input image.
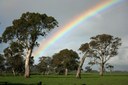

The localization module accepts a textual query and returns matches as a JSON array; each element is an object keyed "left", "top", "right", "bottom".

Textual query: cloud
[
  {"left": 123, "top": 46, "right": 128, "bottom": 49},
  {"left": 108, "top": 35, "right": 128, "bottom": 67},
  {"left": 0, "top": 0, "right": 128, "bottom": 70}
]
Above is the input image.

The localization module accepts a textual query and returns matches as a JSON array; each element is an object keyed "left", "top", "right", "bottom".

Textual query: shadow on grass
[{"left": 0, "top": 82, "right": 42, "bottom": 85}]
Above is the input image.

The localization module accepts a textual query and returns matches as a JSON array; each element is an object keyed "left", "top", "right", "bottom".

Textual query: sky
[{"left": 0, "top": 0, "right": 128, "bottom": 71}]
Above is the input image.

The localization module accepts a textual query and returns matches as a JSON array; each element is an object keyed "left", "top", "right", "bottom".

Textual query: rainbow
[{"left": 33, "top": 0, "right": 123, "bottom": 58}]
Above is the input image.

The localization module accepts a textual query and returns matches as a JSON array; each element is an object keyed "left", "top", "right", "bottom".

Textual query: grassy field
[{"left": 0, "top": 73, "right": 128, "bottom": 85}]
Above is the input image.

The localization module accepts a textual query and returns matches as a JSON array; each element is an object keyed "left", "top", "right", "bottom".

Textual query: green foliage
[
  {"left": 79, "top": 34, "right": 121, "bottom": 76},
  {"left": 0, "top": 54, "right": 5, "bottom": 71},
  {"left": 85, "top": 66, "right": 92, "bottom": 72},
  {"left": 88, "top": 34, "right": 121, "bottom": 64},
  {"left": 106, "top": 63, "right": 114, "bottom": 72},
  {"left": 37, "top": 57, "right": 52, "bottom": 74},
  {"left": 0, "top": 54, "right": 4, "bottom": 65},
  {"left": 3, "top": 41, "right": 24, "bottom": 74},
  {"left": 2, "top": 12, "right": 58, "bottom": 48},
  {"left": 52, "top": 49, "right": 79, "bottom": 71},
  {"left": 1, "top": 12, "right": 58, "bottom": 77},
  {"left": 0, "top": 37, "right": 2, "bottom": 43},
  {"left": 79, "top": 43, "right": 89, "bottom": 53}
]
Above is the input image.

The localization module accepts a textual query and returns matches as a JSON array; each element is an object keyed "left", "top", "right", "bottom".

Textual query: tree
[
  {"left": 78, "top": 34, "right": 121, "bottom": 77},
  {"left": 3, "top": 41, "right": 24, "bottom": 76},
  {"left": 0, "top": 54, "right": 5, "bottom": 75},
  {"left": 89, "top": 34, "right": 121, "bottom": 76},
  {"left": 37, "top": 56, "right": 52, "bottom": 75},
  {"left": 2, "top": 12, "right": 58, "bottom": 78},
  {"left": 52, "top": 49, "right": 79, "bottom": 75},
  {"left": 76, "top": 43, "right": 90, "bottom": 78},
  {"left": 85, "top": 66, "right": 92, "bottom": 72},
  {"left": 106, "top": 63, "right": 114, "bottom": 73},
  {"left": 0, "top": 37, "right": 2, "bottom": 43},
  {"left": 29, "top": 56, "right": 34, "bottom": 71}
]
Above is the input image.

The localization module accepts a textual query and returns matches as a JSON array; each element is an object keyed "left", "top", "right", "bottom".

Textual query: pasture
[{"left": 0, "top": 73, "right": 128, "bottom": 85}]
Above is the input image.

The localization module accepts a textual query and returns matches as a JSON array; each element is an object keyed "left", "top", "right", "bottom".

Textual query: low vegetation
[{"left": 0, "top": 72, "right": 128, "bottom": 85}]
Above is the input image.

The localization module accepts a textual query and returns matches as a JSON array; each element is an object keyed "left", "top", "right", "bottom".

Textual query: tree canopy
[
  {"left": 3, "top": 41, "right": 24, "bottom": 76},
  {"left": 2, "top": 12, "right": 58, "bottom": 78},
  {"left": 78, "top": 34, "right": 121, "bottom": 76},
  {"left": 52, "top": 49, "right": 79, "bottom": 75}
]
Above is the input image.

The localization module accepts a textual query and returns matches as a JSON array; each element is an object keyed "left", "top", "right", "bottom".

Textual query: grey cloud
[
  {"left": 123, "top": 46, "right": 128, "bottom": 49},
  {"left": 0, "top": 0, "right": 128, "bottom": 70}
]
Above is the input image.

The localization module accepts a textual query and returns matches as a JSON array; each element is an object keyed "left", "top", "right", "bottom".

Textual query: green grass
[{"left": 0, "top": 73, "right": 128, "bottom": 85}]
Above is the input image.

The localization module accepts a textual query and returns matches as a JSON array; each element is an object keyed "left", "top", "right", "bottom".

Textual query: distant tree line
[{"left": 37, "top": 49, "right": 79, "bottom": 75}]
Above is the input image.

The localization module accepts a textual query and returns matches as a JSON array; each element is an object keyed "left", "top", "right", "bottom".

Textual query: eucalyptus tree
[
  {"left": 52, "top": 49, "right": 79, "bottom": 75},
  {"left": 30, "top": 56, "right": 34, "bottom": 71},
  {"left": 0, "top": 37, "right": 2, "bottom": 43},
  {"left": 3, "top": 41, "right": 24, "bottom": 76},
  {"left": 76, "top": 34, "right": 121, "bottom": 78},
  {"left": 85, "top": 66, "right": 92, "bottom": 72},
  {"left": 0, "top": 54, "right": 4, "bottom": 67},
  {"left": 2, "top": 12, "right": 58, "bottom": 78},
  {"left": 89, "top": 34, "right": 121, "bottom": 76},
  {"left": 76, "top": 43, "right": 90, "bottom": 78},
  {"left": 106, "top": 63, "right": 114, "bottom": 73},
  {"left": 37, "top": 56, "right": 52, "bottom": 75},
  {"left": 0, "top": 54, "right": 5, "bottom": 74}
]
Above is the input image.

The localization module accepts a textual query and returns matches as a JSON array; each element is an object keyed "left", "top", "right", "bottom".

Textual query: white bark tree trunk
[
  {"left": 99, "top": 63, "right": 104, "bottom": 76},
  {"left": 65, "top": 68, "right": 68, "bottom": 76},
  {"left": 24, "top": 48, "right": 32, "bottom": 78},
  {"left": 12, "top": 68, "right": 16, "bottom": 76},
  {"left": 76, "top": 54, "right": 87, "bottom": 78}
]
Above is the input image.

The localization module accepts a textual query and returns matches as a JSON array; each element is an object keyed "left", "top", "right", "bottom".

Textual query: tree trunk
[
  {"left": 65, "top": 68, "right": 68, "bottom": 76},
  {"left": 46, "top": 71, "right": 50, "bottom": 75},
  {"left": 110, "top": 68, "right": 112, "bottom": 74},
  {"left": 99, "top": 63, "right": 104, "bottom": 76},
  {"left": 76, "top": 66, "right": 81, "bottom": 78},
  {"left": 76, "top": 54, "right": 87, "bottom": 78},
  {"left": 24, "top": 48, "right": 32, "bottom": 78},
  {"left": 12, "top": 68, "right": 16, "bottom": 76}
]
